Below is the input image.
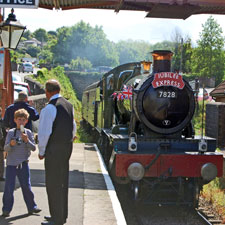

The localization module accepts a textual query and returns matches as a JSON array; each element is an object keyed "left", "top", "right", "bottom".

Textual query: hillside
[{"left": 34, "top": 66, "right": 82, "bottom": 123}]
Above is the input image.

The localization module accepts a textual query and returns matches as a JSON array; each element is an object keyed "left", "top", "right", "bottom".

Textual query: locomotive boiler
[{"left": 81, "top": 50, "right": 223, "bottom": 207}]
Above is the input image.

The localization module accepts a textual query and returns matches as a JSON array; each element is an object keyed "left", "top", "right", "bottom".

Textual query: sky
[{"left": 3, "top": 7, "right": 225, "bottom": 45}]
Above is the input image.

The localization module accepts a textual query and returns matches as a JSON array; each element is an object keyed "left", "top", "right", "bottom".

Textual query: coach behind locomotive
[{"left": 82, "top": 50, "right": 223, "bottom": 207}]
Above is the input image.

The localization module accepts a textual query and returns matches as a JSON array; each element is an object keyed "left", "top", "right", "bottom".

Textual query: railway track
[
  {"left": 197, "top": 208, "right": 223, "bottom": 225},
  {"left": 115, "top": 184, "right": 223, "bottom": 225}
]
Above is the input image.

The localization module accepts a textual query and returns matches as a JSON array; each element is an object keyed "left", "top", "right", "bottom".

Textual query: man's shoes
[
  {"left": 0, "top": 177, "right": 5, "bottom": 181},
  {"left": 41, "top": 221, "right": 64, "bottom": 225},
  {"left": 44, "top": 216, "right": 66, "bottom": 224},
  {"left": 1, "top": 211, "right": 10, "bottom": 217},
  {"left": 41, "top": 221, "right": 56, "bottom": 225},
  {"left": 44, "top": 216, "right": 51, "bottom": 221},
  {"left": 28, "top": 207, "right": 42, "bottom": 214}
]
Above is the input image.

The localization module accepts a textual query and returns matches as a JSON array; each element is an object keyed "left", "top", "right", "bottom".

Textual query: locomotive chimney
[{"left": 152, "top": 50, "right": 173, "bottom": 73}]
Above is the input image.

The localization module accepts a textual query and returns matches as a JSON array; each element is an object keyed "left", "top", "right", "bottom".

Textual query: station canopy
[{"left": 38, "top": 0, "right": 225, "bottom": 19}]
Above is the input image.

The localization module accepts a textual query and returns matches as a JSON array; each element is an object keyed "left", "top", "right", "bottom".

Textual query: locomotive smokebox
[
  {"left": 133, "top": 50, "right": 195, "bottom": 135},
  {"left": 152, "top": 50, "right": 173, "bottom": 73}
]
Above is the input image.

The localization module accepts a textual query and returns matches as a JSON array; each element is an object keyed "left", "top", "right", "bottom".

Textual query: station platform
[{"left": 0, "top": 143, "right": 127, "bottom": 225}]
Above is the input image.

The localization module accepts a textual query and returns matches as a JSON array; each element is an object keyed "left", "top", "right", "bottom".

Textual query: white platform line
[{"left": 93, "top": 144, "right": 127, "bottom": 225}]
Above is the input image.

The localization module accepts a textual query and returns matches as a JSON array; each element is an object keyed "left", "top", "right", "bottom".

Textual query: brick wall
[
  {"left": 206, "top": 102, "right": 225, "bottom": 149},
  {"left": 67, "top": 72, "right": 101, "bottom": 100}
]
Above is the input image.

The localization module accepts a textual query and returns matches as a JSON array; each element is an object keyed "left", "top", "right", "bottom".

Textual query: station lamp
[{"left": 0, "top": 8, "right": 26, "bottom": 50}]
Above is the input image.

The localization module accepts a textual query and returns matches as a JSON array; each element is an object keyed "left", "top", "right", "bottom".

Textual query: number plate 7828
[{"left": 157, "top": 91, "right": 177, "bottom": 98}]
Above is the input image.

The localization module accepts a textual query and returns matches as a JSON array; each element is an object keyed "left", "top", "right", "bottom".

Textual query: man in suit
[{"left": 38, "top": 79, "right": 76, "bottom": 225}]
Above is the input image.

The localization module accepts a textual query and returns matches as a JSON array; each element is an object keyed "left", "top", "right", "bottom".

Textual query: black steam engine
[{"left": 81, "top": 50, "right": 223, "bottom": 207}]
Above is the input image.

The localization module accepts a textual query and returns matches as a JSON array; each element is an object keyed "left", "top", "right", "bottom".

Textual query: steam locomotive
[{"left": 81, "top": 50, "right": 223, "bottom": 207}]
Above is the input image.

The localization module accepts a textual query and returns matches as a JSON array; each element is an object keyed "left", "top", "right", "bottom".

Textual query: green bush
[{"left": 33, "top": 66, "right": 81, "bottom": 119}]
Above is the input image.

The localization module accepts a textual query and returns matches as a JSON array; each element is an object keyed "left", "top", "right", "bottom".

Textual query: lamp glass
[{"left": 0, "top": 24, "right": 24, "bottom": 49}]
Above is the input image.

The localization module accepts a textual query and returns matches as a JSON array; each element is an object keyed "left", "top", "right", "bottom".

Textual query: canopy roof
[
  {"left": 39, "top": 0, "right": 225, "bottom": 19},
  {"left": 210, "top": 80, "right": 225, "bottom": 97}
]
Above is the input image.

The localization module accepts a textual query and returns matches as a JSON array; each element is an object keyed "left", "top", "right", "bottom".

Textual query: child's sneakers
[{"left": 28, "top": 207, "right": 42, "bottom": 215}]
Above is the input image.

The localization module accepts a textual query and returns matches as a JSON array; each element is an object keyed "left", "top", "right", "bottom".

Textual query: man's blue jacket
[{"left": 3, "top": 101, "right": 39, "bottom": 131}]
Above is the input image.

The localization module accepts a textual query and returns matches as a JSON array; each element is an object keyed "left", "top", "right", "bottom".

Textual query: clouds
[{"left": 4, "top": 8, "right": 225, "bottom": 44}]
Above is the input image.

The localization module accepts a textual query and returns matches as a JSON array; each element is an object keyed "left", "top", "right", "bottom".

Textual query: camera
[{"left": 16, "top": 137, "right": 22, "bottom": 145}]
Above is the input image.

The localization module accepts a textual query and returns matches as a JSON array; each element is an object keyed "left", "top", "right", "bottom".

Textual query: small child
[{"left": 2, "top": 108, "right": 41, "bottom": 217}]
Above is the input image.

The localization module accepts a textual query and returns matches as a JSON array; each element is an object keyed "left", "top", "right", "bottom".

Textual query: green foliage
[
  {"left": 33, "top": 28, "right": 48, "bottom": 42},
  {"left": 77, "top": 127, "right": 93, "bottom": 143},
  {"left": 37, "top": 70, "right": 44, "bottom": 78},
  {"left": 47, "top": 31, "right": 57, "bottom": 37},
  {"left": 23, "top": 30, "right": 33, "bottom": 40},
  {"left": 191, "top": 16, "right": 225, "bottom": 85},
  {"left": 182, "top": 73, "right": 198, "bottom": 82},
  {"left": 13, "top": 17, "right": 225, "bottom": 87},
  {"left": 51, "top": 21, "right": 119, "bottom": 67},
  {"left": 26, "top": 45, "right": 41, "bottom": 57},
  {"left": 116, "top": 40, "right": 151, "bottom": 64},
  {"left": 202, "top": 178, "right": 225, "bottom": 222},
  {"left": 192, "top": 100, "right": 206, "bottom": 136},
  {"left": 151, "top": 40, "right": 174, "bottom": 51},
  {"left": 10, "top": 50, "right": 24, "bottom": 63},
  {"left": 69, "top": 57, "right": 92, "bottom": 71},
  {"left": 38, "top": 49, "right": 53, "bottom": 64},
  {"left": 35, "top": 66, "right": 81, "bottom": 115}
]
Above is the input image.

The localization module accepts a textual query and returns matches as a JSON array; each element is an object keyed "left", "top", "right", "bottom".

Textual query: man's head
[
  {"left": 45, "top": 79, "right": 61, "bottom": 100},
  {"left": 18, "top": 91, "right": 28, "bottom": 102},
  {"left": 14, "top": 109, "right": 29, "bottom": 129}
]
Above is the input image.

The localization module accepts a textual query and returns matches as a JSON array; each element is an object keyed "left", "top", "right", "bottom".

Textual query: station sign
[{"left": 0, "top": 0, "right": 39, "bottom": 8}]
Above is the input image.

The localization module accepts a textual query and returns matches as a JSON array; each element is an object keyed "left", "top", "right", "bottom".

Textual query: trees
[
  {"left": 191, "top": 16, "right": 225, "bottom": 85},
  {"left": 26, "top": 45, "right": 41, "bottom": 58},
  {"left": 33, "top": 28, "right": 48, "bottom": 43},
  {"left": 116, "top": 40, "right": 151, "bottom": 64},
  {"left": 23, "top": 30, "right": 33, "bottom": 40},
  {"left": 69, "top": 57, "right": 92, "bottom": 71},
  {"left": 51, "top": 21, "right": 119, "bottom": 67},
  {"left": 168, "top": 28, "right": 193, "bottom": 74}
]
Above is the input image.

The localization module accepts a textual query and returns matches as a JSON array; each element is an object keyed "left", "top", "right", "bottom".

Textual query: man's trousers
[{"left": 45, "top": 143, "right": 72, "bottom": 225}]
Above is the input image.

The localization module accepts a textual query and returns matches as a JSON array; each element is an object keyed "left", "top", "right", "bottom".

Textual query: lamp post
[
  {"left": 0, "top": 8, "right": 26, "bottom": 50},
  {"left": 0, "top": 9, "right": 26, "bottom": 115}
]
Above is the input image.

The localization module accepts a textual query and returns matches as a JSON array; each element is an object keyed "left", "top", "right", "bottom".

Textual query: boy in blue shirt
[{"left": 2, "top": 108, "right": 41, "bottom": 217}]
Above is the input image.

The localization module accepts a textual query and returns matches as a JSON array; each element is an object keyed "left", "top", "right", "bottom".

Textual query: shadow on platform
[{"left": 1, "top": 168, "right": 109, "bottom": 192}]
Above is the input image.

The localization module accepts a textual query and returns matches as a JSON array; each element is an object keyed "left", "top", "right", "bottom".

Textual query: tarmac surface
[{"left": 0, "top": 143, "right": 126, "bottom": 225}]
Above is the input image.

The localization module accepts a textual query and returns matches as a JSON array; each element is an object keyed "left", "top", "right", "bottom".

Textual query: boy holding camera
[{"left": 2, "top": 109, "right": 41, "bottom": 217}]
